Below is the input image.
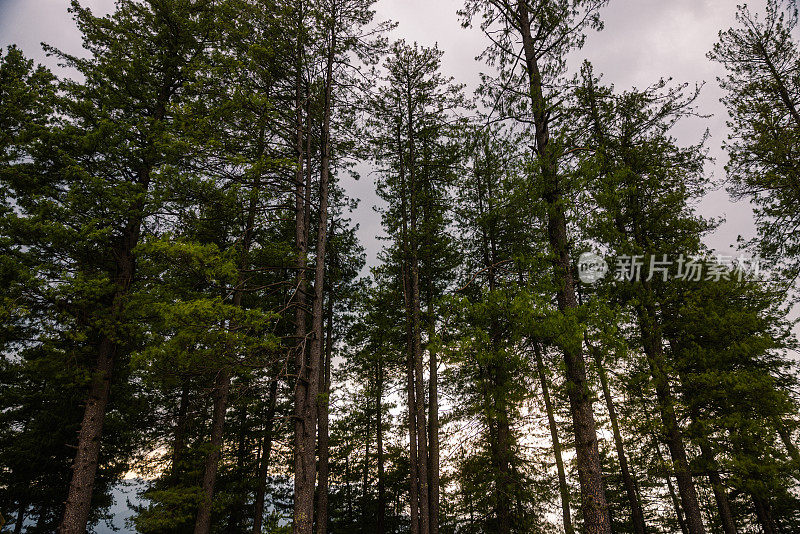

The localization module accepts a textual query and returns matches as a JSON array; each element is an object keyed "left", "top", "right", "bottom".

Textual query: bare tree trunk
[
  {"left": 534, "top": 343, "right": 576, "bottom": 534},
  {"left": 587, "top": 338, "right": 647, "bottom": 534},
  {"left": 13, "top": 498, "right": 26, "bottom": 534},
  {"left": 377, "top": 356, "right": 387, "bottom": 534},
  {"left": 407, "top": 84, "right": 430, "bottom": 534},
  {"left": 655, "top": 438, "right": 690, "bottom": 534},
  {"left": 293, "top": 12, "right": 334, "bottom": 532},
  {"left": 59, "top": 341, "right": 115, "bottom": 534},
  {"left": 362, "top": 401, "right": 371, "bottom": 533},
  {"left": 252, "top": 377, "right": 278, "bottom": 534},
  {"left": 427, "top": 304, "right": 439, "bottom": 534},
  {"left": 404, "top": 277, "right": 421, "bottom": 534},
  {"left": 194, "top": 368, "right": 231, "bottom": 534},
  {"left": 170, "top": 380, "right": 191, "bottom": 482},
  {"left": 398, "top": 108, "right": 421, "bottom": 534},
  {"left": 316, "top": 294, "right": 334, "bottom": 534}
]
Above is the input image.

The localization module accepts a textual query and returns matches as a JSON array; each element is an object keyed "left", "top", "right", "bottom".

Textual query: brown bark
[
  {"left": 534, "top": 343, "right": 576, "bottom": 534},
  {"left": 514, "top": 2, "right": 611, "bottom": 532},
  {"left": 59, "top": 217, "right": 140, "bottom": 534},
  {"left": 587, "top": 338, "right": 648, "bottom": 534},
  {"left": 252, "top": 377, "right": 279, "bottom": 534},
  {"left": 58, "top": 340, "right": 115, "bottom": 534}
]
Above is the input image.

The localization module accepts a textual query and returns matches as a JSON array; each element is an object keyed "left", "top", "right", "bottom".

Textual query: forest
[{"left": 1, "top": 0, "right": 800, "bottom": 533}]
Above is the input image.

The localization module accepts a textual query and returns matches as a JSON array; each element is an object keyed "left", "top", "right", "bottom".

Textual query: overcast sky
[{"left": 0, "top": 0, "right": 777, "bottom": 267}]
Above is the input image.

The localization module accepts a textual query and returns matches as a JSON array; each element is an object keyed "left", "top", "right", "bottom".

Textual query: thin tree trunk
[
  {"left": 656, "top": 439, "right": 690, "bottom": 534},
  {"left": 404, "top": 279, "right": 421, "bottom": 534},
  {"left": 228, "top": 382, "right": 252, "bottom": 532},
  {"left": 293, "top": 13, "right": 334, "bottom": 532},
  {"left": 362, "top": 401, "right": 371, "bottom": 533},
  {"left": 427, "top": 303, "right": 439, "bottom": 534},
  {"left": 398, "top": 108, "right": 421, "bottom": 534},
  {"left": 13, "top": 499, "right": 26, "bottom": 534},
  {"left": 752, "top": 494, "right": 777, "bottom": 534},
  {"left": 703, "top": 452, "right": 737, "bottom": 534},
  {"left": 514, "top": 3, "right": 611, "bottom": 532},
  {"left": 534, "top": 343, "right": 576, "bottom": 534},
  {"left": 316, "top": 293, "right": 334, "bottom": 534},
  {"left": 377, "top": 356, "right": 387, "bottom": 534},
  {"left": 252, "top": 377, "right": 279, "bottom": 534},
  {"left": 194, "top": 368, "right": 231, "bottom": 534},
  {"left": 406, "top": 81, "right": 430, "bottom": 534},
  {"left": 586, "top": 338, "right": 647, "bottom": 534},
  {"left": 775, "top": 417, "right": 800, "bottom": 465},
  {"left": 637, "top": 298, "right": 705, "bottom": 534},
  {"left": 171, "top": 379, "right": 191, "bottom": 482}
]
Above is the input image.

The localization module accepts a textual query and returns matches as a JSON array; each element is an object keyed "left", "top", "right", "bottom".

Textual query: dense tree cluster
[{"left": 1, "top": 1, "right": 799, "bottom": 533}]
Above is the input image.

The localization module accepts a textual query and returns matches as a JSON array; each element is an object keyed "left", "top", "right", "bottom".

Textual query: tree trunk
[
  {"left": 59, "top": 341, "right": 114, "bottom": 534},
  {"left": 252, "top": 377, "right": 278, "bottom": 534},
  {"left": 637, "top": 299, "right": 705, "bottom": 534},
  {"left": 655, "top": 438, "right": 690, "bottom": 534},
  {"left": 171, "top": 379, "right": 191, "bottom": 482},
  {"left": 775, "top": 417, "right": 800, "bottom": 465},
  {"left": 752, "top": 495, "right": 777, "bottom": 534},
  {"left": 587, "top": 338, "right": 647, "bottom": 534},
  {"left": 398, "top": 106, "right": 422, "bottom": 534},
  {"left": 293, "top": 14, "right": 334, "bottom": 532},
  {"left": 427, "top": 304, "right": 439, "bottom": 534},
  {"left": 514, "top": 3, "right": 611, "bottom": 532},
  {"left": 194, "top": 368, "right": 231, "bottom": 534},
  {"left": 316, "top": 293, "right": 334, "bottom": 534},
  {"left": 377, "top": 356, "right": 387, "bottom": 534},
  {"left": 407, "top": 81, "right": 430, "bottom": 534},
  {"left": 534, "top": 343, "right": 576, "bottom": 534},
  {"left": 404, "top": 282, "right": 421, "bottom": 534},
  {"left": 13, "top": 499, "right": 26, "bottom": 534},
  {"left": 362, "top": 401, "right": 371, "bottom": 533}
]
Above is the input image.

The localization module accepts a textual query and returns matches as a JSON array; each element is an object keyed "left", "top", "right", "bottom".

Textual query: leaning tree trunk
[
  {"left": 59, "top": 219, "right": 140, "bottom": 534},
  {"left": 516, "top": 3, "right": 611, "bottom": 531},
  {"left": 534, "top": 343, "right": 576, "bottom": 534}
]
